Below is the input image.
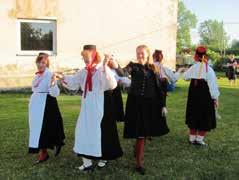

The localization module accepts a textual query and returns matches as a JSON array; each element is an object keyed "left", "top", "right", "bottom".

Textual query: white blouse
[
  {"left": 32, "top": 68, "right": 60, "bottom": 97},
  {"left": 63, "top": 63, "right": 117, "bottom": 93},
  {"left": 111, "top": 69, "right": 131, "bottom": 87},
  {"left": 62, "top": 63, "right": 117, "bottom": 156},
  {"left": 29, "top": 68, "right": 60, "bottom": 148},
  {"left": 154, "top": 62, "right": 179, "bottom": 83},
  {"left": 183, "top": 62, "right": 220, "bottom": 100}
]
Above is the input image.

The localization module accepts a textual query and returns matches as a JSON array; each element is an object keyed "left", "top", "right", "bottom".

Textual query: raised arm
[
  {"left": 122, "top": 61, "right": 134, "bottom": 77},
  {"left": 183, "top": 66, "right": 194, "bottom": 81},
  {"left": 57, "top": 70, "right": 83, "bottom": 91},
  {"left": 48, "top": 73, "right": 60, "bottom": 97},
  {"left": 100, "top": 55, "right": 118, "bottom": 91},
  {"left": 100, "top": 65, "right": 117, "bottom": 91},
  {"left": 164, "top": 67, "right": 178, "bottom": 83}
]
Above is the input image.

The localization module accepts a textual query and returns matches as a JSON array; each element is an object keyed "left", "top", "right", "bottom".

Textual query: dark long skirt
[
  {"left": 123, "top": 94, "right": 169, "bottom": 139},
  {"left": 29, "top": 95, "right": 65, "bottom": 153},
  {"left": 186, "top": 79, "right": 216, "bottom": 131},
  {"left": 79, "top": 90, "right": 123, "bottom": 160},
  {"left": 227, "top": 67, "right": 236, "bottom": 80},
  {"left": 112, "top": 86, "right": 124, "bottom": 122}
]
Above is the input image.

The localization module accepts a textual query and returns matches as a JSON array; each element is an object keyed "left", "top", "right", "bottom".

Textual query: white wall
[{"left": 0, "top": 0, "right": 178, "bottom": 89}]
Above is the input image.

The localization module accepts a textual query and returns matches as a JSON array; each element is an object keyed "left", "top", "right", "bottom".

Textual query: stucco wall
[{"left": 0, "top": 0, "right": 178, "bottom": 89}]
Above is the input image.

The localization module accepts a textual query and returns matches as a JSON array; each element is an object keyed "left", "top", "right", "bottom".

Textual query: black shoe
[
  {"left": 54, "top": 146, "right": 62, "bottom": 157},
  {"left": 77, "top": 165, "right": 94, "bottom": 172},
  {"left": 34, "top": 154, "right": 49, "bottom": 165},
  {"left": 136, "top": 166, "right": 146, "bottom": 175}
]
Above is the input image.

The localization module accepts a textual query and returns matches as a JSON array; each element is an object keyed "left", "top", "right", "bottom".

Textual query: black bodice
[{"left": 125, "top": 62, "right": 157, "bottom": 98}]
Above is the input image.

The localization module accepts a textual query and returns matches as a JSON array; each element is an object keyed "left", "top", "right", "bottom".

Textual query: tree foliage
[
  {"left": 231, "top": 39, "right": 239, "bottom": 50},
  {"left": 198, "top": 20, "right": 228, "bottom": 54},
  {"left": 177, "top": 1, "right": 197, "bottom": 52}
]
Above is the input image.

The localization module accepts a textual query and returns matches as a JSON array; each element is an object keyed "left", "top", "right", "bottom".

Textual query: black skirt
[
  {"left": 227, "top": 67, "right": 236, "bottom": 80},
  {"left": 112, "top": 86, "right": 124, "bottom": 122},
  {"left": 123, "top": 94, "right": 169, "bottom": 139},
  {"left": 186, "top": 79, "right": 216, "bottom": 131},
  {"left": 29, "top": 95, "right": 65, "bottom": 153},
  {"left": 78, "top": 90, "right": 123, "bottom": 160}
]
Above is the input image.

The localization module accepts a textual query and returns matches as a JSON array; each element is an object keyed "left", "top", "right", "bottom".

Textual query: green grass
[{"left": 0, "top": 78, "right": 239, "bottom": 180}]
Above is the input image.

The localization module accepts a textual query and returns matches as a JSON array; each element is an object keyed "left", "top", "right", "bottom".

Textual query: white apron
[
  {"left": 29, "top": 93, "right": 47, "bottom": 148},
  {"left": 28, "top": 68, "right": 60, "bottom": 148},
  {"left": 64, "top": 64, "right": 117, "bottom": 157}
]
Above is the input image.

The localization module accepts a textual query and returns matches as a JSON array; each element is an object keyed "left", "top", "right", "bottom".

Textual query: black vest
[{"left": 128, "top": 63, "right": 157, "bottom": 98}]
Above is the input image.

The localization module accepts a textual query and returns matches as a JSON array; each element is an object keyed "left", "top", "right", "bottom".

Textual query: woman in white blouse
[
  {"left": 28, "top": 53, "right": 65, "bottom": 164},
  {"left": 153, "top": 50, "right": 181, "bottom": 86},
  {"left": 57, "top": 45, "right": 122, "bottom": 172},
  {"left": 182, "top": 46, "right": 220, "bottom": 146}
]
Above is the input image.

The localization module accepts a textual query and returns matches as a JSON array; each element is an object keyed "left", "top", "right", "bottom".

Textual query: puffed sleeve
[
  {"left": 63, "top": 70, "right": 82, "bottom": 91},
  {"left": 207, "top": 68, "right": 220, "bottom": 100},
  {"left": 114, "top": 65, "right": 125, "bottom": 77},
  {"left": 49, "top": 83, "right": 60, "bottom": 97},
  {"left": 100, "top": 65, "right": 117, "bottom": 91},
  {"left": 174, "top": 72, "right": 181, "bottom": 81},
  {"left": 122, "top": 61, "right": 134, "bottom": 76},
  {"left": 111, "top": 69, "right": 121, "bottom": 82},
  {"left": 164, "top": 67, "right": 178, "bottom": 83},
  {"left": 183, "top": 66, "right": 194, "bottom": 81},
  {"left": 119, "top": 77, "right": 131, "bottom": 87}
]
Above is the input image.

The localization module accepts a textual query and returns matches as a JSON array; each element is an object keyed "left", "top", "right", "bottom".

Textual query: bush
[{"left": 213, "top": 58, "right": 227, "bottom": 72}]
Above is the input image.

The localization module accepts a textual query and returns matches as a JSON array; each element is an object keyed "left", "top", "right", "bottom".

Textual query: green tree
[
  {"left": 177, "top": 1, "right": 197, "bottom": 53},
  {"left": 207, "top": 49, "right": 221, "bottom": 62},
  {"left": 231, "top": 39, "right": 239, "bottom": 49},
  {"left": 199, "top": 20, "right": 228, "bottom": 55}
]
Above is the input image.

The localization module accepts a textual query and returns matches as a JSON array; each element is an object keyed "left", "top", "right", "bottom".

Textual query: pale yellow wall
[{"left": 0, "top": 0, "right": 178, "bottom": 89}]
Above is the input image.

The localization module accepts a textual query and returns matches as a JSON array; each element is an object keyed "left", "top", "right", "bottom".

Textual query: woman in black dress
[
  {"left": 108, "top": 60, "right": 125, "bottom": 122},
  {"left": 122, "top": 45, "right": 169, "bottom": 175},
  {"left": 96, "top": 57, "right": 124, "bottom": 168},
  {"left": 227, "top": 54, "right": 237, "bottom": 86},
  {"left": 183, "top": 46, "right": 220, "bottom": 146}
]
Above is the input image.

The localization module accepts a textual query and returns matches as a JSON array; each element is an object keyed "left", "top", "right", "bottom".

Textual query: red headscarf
[{"left": 194, "top": 46, "right": 208, "bottom": 72}]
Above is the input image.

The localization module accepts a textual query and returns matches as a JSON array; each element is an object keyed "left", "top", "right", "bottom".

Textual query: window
[{"left": 17, "top": 19, "right": 57, "bottom": 55}]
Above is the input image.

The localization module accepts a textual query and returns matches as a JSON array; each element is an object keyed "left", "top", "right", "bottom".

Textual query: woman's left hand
[
  {"left": 214, "top": 99, "right": 219, "bottom": 108},
  {"left": 51, "top": 73, "right": 57, "bottom": 87},
  {"left": 109, "top": 57, "right": 119, "bottom": 69},
  {"left": 103, "top": 54, "right": 111, "bottom": 66}
]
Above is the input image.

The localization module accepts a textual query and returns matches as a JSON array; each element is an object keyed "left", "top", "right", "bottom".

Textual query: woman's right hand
[
  {"left": 55, "top": 72, "right": 64, "bottom": 80},
  {"left": 162, "top": 107, "right": 168, "bottom": 117},
  {"left": 177, "top": 67, "right": 186, "bottom": 73},
  {"left": 214, "top": 99, "right": 219, "bottom": 108},
  {"left": 103, "top": 54, "right": 111, "bottom": 66}
]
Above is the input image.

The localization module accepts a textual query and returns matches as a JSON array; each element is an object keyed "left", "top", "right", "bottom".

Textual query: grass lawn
[{"left": 0, "top": 77, "right": 239, "bottom": 180}]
